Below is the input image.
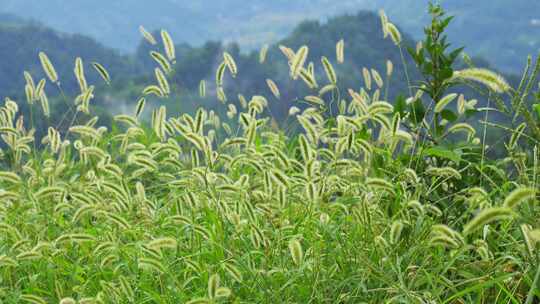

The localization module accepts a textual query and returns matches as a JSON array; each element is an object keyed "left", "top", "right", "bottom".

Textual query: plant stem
[
  {"left": 398, "top": 46, "right": 412, "bottom": 98},
  {"left": 525, "top": 258, "right": 540, "bottom": 304}
]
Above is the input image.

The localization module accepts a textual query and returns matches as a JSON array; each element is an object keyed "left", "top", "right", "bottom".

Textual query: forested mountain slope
[{"left": 1, "top": 0, "right": 538, "bottom": 72}]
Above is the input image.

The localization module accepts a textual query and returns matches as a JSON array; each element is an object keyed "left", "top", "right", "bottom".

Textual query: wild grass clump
[{"left": 0, "top": 3, "right": 540, "bottom": 303}]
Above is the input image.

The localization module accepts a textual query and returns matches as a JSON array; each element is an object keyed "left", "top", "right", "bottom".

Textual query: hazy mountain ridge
[
  {"left": 0, "top": 6, "right": 518, "bottom": 155},
  {"left": 0, "top": 21, "right": 139, "bottom": 97},
  {"left": 0, "top": 0, "right": 370, "bottom": 51},
  {"left": 1, "top": 1, "right": 538, "bottom": 72},
  {"left": 0, "top": 9, "right": 416, "bottom": 120}
]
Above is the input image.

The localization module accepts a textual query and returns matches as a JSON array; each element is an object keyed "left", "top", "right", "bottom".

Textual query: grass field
[{"left": 0, "top": 4, "right": 540, "bottom": 304}]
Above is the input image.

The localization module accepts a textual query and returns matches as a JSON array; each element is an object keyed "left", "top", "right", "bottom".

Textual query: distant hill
[
  {"left": 0, "top": 22, "right": 140, "bottom": 97},
  {"left": 1, "top": 0, "right": 539, "bottom": 73},
  {"left": 125, "top": 10, "right": 431, "bottom": 120},
  {"left": 0, "top": 5, "right": 519, "bottom": 143},
  {"left": 0, "top": 8, "right": 414, "bottom": 106},
  {"left": 0, "top": 1, "right": 371, "bottom": 51},
  {"left": 0, "top": 12, "right": 25, "bottom": 25},
  {"left": 0, "top": 8, "right": 504, "bottom": 109},
  {"left": 378, "top": 0, "right": 540, "bottom": 73}
]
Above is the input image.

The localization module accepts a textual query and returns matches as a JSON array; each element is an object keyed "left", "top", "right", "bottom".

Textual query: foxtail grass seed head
[
  {"left": 74, "top": 57, "right": 87, "bottom": 93},
  {"left": 146, "top": 237, "right": 177, "bottom": 250},
  {"left": 452, "top": 68, "right": 510, "bottom": 93},
  {"left": 291, "top": 46, "right": 309, "bottom": 80},
  {"left": 35, "top": 78, "right": 46, "bottom": 97},
  {"left": 434, "top": 93, "right": 458, "bottom": 113},
  {"left": 321, "top": 56, "right": 337, "bottom": 84},
  {"left": 92, "top": 62, "right": 111, "bottom": 85},
  {"left": 289, "top": 239, "right": 303, "bottom": 266},
  {"left": 25, "top": 84, "right": 34, "bottom": 105},
  {"left": 139, "top": 25, "right": 157, "bottom": 45},
  {"left": 390, "top": 221, "right": 404, "bottom": 244},
  {"left": 155, "top": 68, "right": 170, "bottom": 96},
  {"left": 319, "top": 212, "right": 330, "bottom": 224},
  {"left": 266, "top": 78, "right": 280, "bottom": 99},
  {"left": 223, "top": 262, "right": 243, "bottom": 283},
  {"left": 416, "top": 41, "right": 423, "bottom": 54},
  {"left": 259, "top": 44, "right": 269, "bottom": 63},
  {"left": 59, "top": 298, "right": 77, "bottom": 304},
  {"left": 289, "top": 106, "right": 300, "bottom": 116},
  {"left": 463, "top": 207, "right": 515, "bottom": 236},
  {"left": 39, "top": 52, "right": 58, "bottom": 83},
  {"left": 208, "top": 274, "right": 220, "bottom": 299},
  {"left": 385, "top": 23, "right": 401, "bottom": 45},
  {"left": 386, "top": 60, "right": 393, "bottom": 77},
  {"left": 529, "top": 229, "right": 540, "bottom": 246},
  {"left": 379, "top": 10, "right": 388, "bottom": 38},
  {"left": 363, "top": 67, "right": 372, "bottom": 90},
  {"left": 24, "top": 71, "right": 35, "bottom": 91},
  {"left": 336, "top": 39, "right": 345, "bottom": 63},
  {"left": 223, "top": 52, "right": 238, "bottom": 77},
  {"left": 457, "top": 94, "right": 466, "bottom": 114},
  {"left": 138, "top": 257, "right": 166, "bottom": 273},
  {"left": 216, "top": 62, "right": 226, "bottom": 87},
  {"left": 366, "top": 177, "right": 395, "bottom": 194},
  {"left": 217, "top": 86, "right": 227, "bottom": 103},
  {"left": 199, "top": 79, "right": 206, "bottom": 98},
  {"left": 39, "top": 93, "right": 50, "bottom": 117},
  {"left": 279, "top": 45, "right": 295, "bottom": 61},
  {"left": 135, "top": 97, "right": 146, "bottom": 117},
  {"left": 20, "top": 294, "right": 48, "bottom": 304},
  {"left": 503, "top": 187, "right": 536, "bottom": 208},
  {"left": 371, "top": 69, "right": 383, "bottom": 88},
  {"left": 161, "top": 29, "right": 176, "bottom": 63},
  {"left": 150, "top": 51, "right": 172, "bottom": 73},
  {"left": 521, "top": 224, "right": 536, "bottom": 256}
]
